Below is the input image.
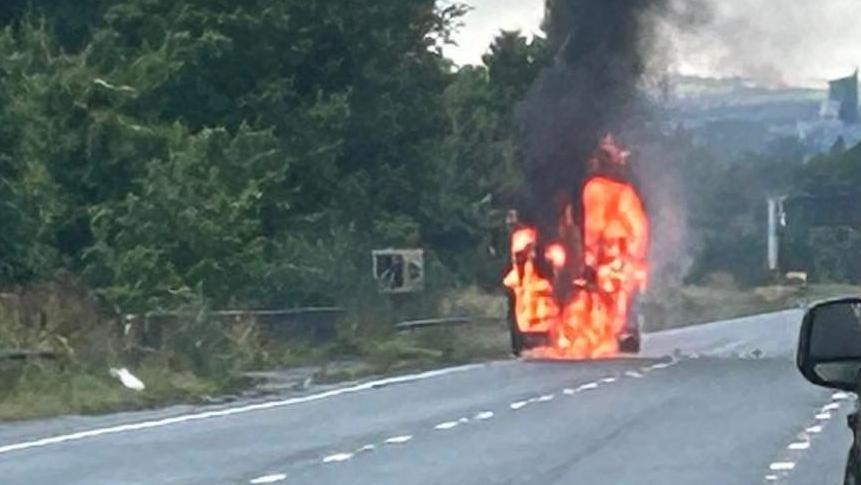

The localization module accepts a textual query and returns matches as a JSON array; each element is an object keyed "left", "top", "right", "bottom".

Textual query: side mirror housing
[{"left": 798, "top": 297, "right": 861, "bottom": 392}]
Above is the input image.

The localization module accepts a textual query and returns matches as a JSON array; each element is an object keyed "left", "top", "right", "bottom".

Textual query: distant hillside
[
  {"left": 669, "top": 75, "right": 824, "bottom": 110},
  {"left": 665, "top": 75, "right": 856, "bottom": 157}
]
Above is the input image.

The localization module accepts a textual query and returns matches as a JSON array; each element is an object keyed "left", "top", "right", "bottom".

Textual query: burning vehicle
[{"left": 504, "top": 135, "right": 649, "bottom": 359}]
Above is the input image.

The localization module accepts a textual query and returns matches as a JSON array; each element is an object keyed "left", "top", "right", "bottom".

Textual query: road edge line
[{"left": 0, "top": 363, "right": 483, "bottom": 455}]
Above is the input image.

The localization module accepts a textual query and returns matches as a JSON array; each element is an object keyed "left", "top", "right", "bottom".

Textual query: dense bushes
[{"left": 0, "top": 2, "right": 539, "bottom": 315}]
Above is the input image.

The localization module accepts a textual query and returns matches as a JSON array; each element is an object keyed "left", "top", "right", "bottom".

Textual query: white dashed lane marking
[
  {"left": 762, "top": 392, "right": 854, "bottom": 483},
  {"left": 278, "top": 357, "right": 681, "bottom": 479},
  {"left": 384, "top": 435, "right": 412, "bottom": 445},
  {"left": 576, "top": 382, "right": 599, "bottom": 391},
  {"left": 322, "top": 453, "right": 354, "bottom": 464},
  {"left": 475, "top": 411, "right": 494, "bottom": 420},
  {"left": 249, "top": 474, "right": 287, "bottom": 484}
]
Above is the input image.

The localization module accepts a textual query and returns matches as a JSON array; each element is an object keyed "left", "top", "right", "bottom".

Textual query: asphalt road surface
[{"left": 0, "top": 310, "right": 855, "bottom": 485}]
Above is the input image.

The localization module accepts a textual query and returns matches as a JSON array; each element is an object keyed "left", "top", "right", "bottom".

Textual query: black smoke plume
[{"left": 516, "top": 0, "right": 667, "bottom": 234}]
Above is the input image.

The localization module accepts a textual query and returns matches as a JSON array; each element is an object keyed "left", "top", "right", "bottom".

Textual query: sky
[
  {"left": 444, "top": 0, "right": 861, "bottom": 88},
  {"left": 442, "top": 0, "right": 545, "bottom": 67}
]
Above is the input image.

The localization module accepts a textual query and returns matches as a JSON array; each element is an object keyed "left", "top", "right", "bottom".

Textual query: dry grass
[
  {"left": 0, "top": 275, "right": 112, "bottom": 361},
  {"left": 0, "top": 281, "right": 514, "bottom": 421},
  {"left": 0, "top": 277, "right": 271, "bottom": 421},
  {"left": 419, "top": 286, "right": 510, "bottom": 360},
  {"left": 6, "top": 278, "right": 852, "bottom": 422},
  {"left": 0, "top": 360, "right": 219, "bottom": 421},
  {"left": 311, "top": 286, "right": 511, "bottom": 383},
  {"left": 642, "top": 283, "right": 861, "bottom": 332}
]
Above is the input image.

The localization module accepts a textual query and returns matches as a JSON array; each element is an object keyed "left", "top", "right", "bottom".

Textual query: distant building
[
  {"left": 828, "top": 70, "right": 859, "bottom": 124},
  {"left": 796, "top": 71, "right": 861, "bottom": 155}
]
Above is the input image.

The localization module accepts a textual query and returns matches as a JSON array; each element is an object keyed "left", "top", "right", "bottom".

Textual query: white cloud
[
  {"left": 445, "top": 0, "right": 861, "bottom": 87},
  {"left": 661, "top": 0, "right": 861, "bottom": 87}
]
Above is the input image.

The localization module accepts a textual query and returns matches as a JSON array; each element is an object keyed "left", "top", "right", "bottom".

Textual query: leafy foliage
[
  {"left": 788, "top": 139, "right": 861, "bottom": 283},
  {"left": 0, "top": 2, "right": 542, "bottom": 313}
]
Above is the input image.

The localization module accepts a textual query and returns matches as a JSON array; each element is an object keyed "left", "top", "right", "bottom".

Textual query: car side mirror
[{"left": 798, "top": 298, "right": 861, "bottom": 392}]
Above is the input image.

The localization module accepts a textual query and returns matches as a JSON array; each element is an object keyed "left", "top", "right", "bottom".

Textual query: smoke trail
[
  {"left": 517, "top": 1, "right": 665, "bottom": 228},
  {"left": 663, "top": 0, "right": 859, "bottom": 87},
  {"left": 516, "top": 0, "right": 704, "bottom": 285}
]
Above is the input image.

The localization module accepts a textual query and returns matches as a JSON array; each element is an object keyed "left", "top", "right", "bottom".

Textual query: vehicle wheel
[
  {"left": 618, "top": 332, "right": 641, "bottom": 353},
  {"left": 510, "top": 325, "right": 524, "bottom": 357},
  {"left": 508, "top": 294, "right": 524, "bottom": 357},
  {"left": 619, "top": 301, "right": 643, "bottom": 354},
  {"left": 846, "top": 447, "right": 859, "bottom": 485}
]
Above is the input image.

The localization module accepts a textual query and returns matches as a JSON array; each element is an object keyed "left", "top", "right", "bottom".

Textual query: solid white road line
[{"left": 0, "top": 364, "right": 482, "bottom": 456}]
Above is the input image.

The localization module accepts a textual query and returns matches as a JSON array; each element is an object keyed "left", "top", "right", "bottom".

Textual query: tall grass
[
  {"left": 0, "top": 276, "right": 277, "bottom": 420},
  {"left": 0, "top": 276, "right": 514, "bottom": 421}
]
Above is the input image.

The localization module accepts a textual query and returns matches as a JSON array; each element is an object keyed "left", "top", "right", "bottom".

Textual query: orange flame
[
  {"left": 505, "top": 137, "right": 650, "bottom": 359},
  {"left": 504, "top": 227, "right": 559, "bottom": 333},
  {"left": 544, "top": 243, "right": 567, "bottom": 270},
  {"left": 510, "top": 226, "right": 538, "bottom": 254}
]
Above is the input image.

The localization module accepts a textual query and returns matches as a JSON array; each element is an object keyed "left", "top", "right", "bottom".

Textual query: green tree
[
  {"left": 421, "top": 30, "right": 548, "bottom": 286},
  {"left": 0, "top": 2, "right": 491, "bottom": 311}
]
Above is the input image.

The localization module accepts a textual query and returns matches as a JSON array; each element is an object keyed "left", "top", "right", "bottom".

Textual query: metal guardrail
[
  {"left": 249, "top": 308, "right": 345, "bottom": 341},
  {"left": 395, "top": 317, "right": 472, "bottom": 331},
  {"left": 138, "top": 307, "right": 345, "bottom": 320},
  {"left": 128, "top": 308, "right": 497, "bottom": 340},
  {"left": 394, "top": 316, "right": 506, "bottom": 331},
  {"left": 0, "top": 349, "right": 57, "bottom": 361},
  {"left": 126, "top": 307, "right": 346, "bottom": 345}
]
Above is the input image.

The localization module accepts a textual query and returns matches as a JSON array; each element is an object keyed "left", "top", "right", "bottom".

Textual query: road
[{"left": 0, "top": 309, "right": 854, "bottom": 484}]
